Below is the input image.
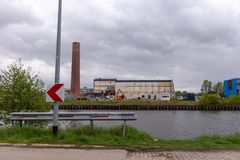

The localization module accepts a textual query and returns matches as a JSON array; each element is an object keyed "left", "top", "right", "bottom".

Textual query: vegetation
[
  {"left": 222, "top": 95, "right": 240, "bottom": 105},
  {"left": 1, "top": 126, "right": 240, "bottom": 150},
  {"left": 199, "top": 94, "right": 221, "bottom": 106},
  {"left": 62, "top": 96, "right": 240, "bottom": 106},
  {"left": 201, "top": 80, "right": 224, "bottom": 96},
  {"left": 212, "top": 82, "right": 224, "bottom": 97},
  {"left": 0, "top": 59, "right": 48, "bottom": 122},
  {"left": 201, "top": 80, "right": 213, "bottom": 94}
]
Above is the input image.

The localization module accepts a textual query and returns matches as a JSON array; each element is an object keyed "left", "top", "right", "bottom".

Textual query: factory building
[
  {"left": 93, "top": 78, "right": 175, "bottom": 100},
  {"left": 224, "top": 78, "right": 240, "bottom": 97},
  {"left": 93, "top": 78, "right": 116, "bottom": 94}
]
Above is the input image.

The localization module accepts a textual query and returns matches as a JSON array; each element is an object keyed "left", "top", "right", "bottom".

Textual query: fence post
[
  {"left": 19, "top": 120, "right": 22, "bottom": 128},
  {"left": 90, "top": 120, "right": 94, "bottom": 127},
  {"left": 122, "top": 120, "right": 126, "bottom": 136}
]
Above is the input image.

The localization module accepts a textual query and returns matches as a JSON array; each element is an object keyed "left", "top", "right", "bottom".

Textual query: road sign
[{"left": 46, "top": 84, "right": 64, "bottom": 102}]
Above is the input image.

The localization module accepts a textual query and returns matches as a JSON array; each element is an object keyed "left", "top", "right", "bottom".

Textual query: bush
[
  {"left": 0, "top": 60, "right": 48, "bottom": 123},
  {"left": 223, "top": 95, "right": 240, "bottom": 105},
  {"left": 199, "top": 94, "right": 220, "bottom": 106}
]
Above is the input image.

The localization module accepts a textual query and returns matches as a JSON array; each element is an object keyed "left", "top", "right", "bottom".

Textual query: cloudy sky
[{"left": 0, "top": 0, "right": 240, "bottom": 92}]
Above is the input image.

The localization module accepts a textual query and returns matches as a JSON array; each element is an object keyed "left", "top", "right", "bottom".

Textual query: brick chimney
[{"left": 71, "top": 42, "right": 80, "bottom": 99}]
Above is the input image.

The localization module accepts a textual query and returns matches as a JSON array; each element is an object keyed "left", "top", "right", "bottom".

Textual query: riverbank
[
  {"left": 59, "top": 104, "right": 240, "bottom": 111},
  {"left": 62, "top": 100, "right": 197, "bottom": 106},
  {"left": 1, "top": 126, "right": 240, "bottom": 150}
]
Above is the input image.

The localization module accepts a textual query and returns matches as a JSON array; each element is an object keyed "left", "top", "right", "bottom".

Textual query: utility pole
[{"left": 53, "top": 0, "right": 62, "bottom": 136}]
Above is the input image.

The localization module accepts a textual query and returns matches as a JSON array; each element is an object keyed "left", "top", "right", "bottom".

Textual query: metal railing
[{"left": 10, "top": 112, "right": 137, "bottom": 136}]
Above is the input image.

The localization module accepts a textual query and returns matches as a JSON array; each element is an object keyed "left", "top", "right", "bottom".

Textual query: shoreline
[
  {"left": 1, "top": 126, "right": 240, "bottom": 151},
  {"left": 59, "top": 104, "right": 240, "bottom": 111}
]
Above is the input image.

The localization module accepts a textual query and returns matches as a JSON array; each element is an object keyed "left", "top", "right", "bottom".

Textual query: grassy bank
[
  {"left": 62, "top": 95, "right": 240, "bottom": 106},
  {"left": 1, "top": 126, "right": 240, "bottom": 150}
]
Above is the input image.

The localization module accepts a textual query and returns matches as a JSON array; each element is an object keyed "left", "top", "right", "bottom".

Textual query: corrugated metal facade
[
  {"left": 93, "top": 79, "right": 116, "bottom": 93},
  {"left": 115, "top": 81, "right": 174, "bottom": 100},
  {"left": 94, "top": 79, "right": 175, "bottom": 100}
]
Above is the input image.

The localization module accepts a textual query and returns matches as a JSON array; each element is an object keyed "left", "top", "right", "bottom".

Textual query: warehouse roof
[
  {"left": 94, "top": 78, "right": 117, "bottom": 81},
  {"left": 94, "top": 78, "right": 172, "bottom": 83},
  {"left": 116, "top": 80, "right": 173, "bottom": 82}
]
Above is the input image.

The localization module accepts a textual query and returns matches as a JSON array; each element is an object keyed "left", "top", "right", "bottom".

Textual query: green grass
[
  {"left": 61, "top": 95, "right": 240, "bottom": 106},
  {"left": 1, "top": 126, "right": 240, "bottom": 150}
]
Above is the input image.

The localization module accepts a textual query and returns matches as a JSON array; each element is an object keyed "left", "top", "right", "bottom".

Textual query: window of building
[
  {"left": 228, "top": 80, "right": 232, "bottom": 90},
  {"left": 148, "top": 95, "right": 151, "bottom": 99},
  {"left": 163, "top": 96, "right": 169, "bottom": 98},
  {"left": 142, "top": 95, "right": 145, "bottom": 98}
]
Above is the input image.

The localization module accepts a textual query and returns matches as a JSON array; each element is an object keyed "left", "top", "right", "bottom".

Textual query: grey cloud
[
  {"left": 1, "top": 0, "right": 240, "bottom": 92},
  {"left": 0, "top": 0, "right": 42, "bottom": 28}
]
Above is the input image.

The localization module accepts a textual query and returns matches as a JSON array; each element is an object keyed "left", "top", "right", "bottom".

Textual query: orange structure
[{"left": 71, "top": 42, "right": 80, "bottom": 99}]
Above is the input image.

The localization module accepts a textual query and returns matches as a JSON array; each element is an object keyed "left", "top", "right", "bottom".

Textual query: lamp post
[{"left": 53, "top": 0, "right": 62, "bottom": 136}]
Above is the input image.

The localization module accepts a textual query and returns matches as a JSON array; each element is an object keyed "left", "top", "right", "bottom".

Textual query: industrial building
[
  {"left": 67, "top": 41, "right": 175, "bottom": 101},
  {"left": 94, "top": 78, "right": 175, "bottom": 100},
  {"left": 224, "top": 78, "right": 240, "bottom": 97},
  {"left": 93, "top": 79, "right": 116, "bottom": 94}
]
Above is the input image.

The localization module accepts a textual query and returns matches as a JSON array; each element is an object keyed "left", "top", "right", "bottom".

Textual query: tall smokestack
[{"left": 71, "top": 42, "right": 80, "bottom": 99}]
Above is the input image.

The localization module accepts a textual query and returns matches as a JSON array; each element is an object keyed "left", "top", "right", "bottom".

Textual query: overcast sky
[{"left": 0, "top": 0, "right": 240, "bottom": 92}]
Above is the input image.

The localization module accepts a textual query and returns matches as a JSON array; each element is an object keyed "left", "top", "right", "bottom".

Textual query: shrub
[
  {"left": 0, "top": 60, "right": 48, "bottom": 123},
  {"left": 199, "top": 94, "right": 220, "bottom": 106},
  {"left": 223, "top": 95, "right": 240, "bottom": 105}
]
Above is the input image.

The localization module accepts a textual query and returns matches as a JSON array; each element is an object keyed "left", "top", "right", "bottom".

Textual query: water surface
[{"left": 74, "top": 110, "right": 240, "bottom": 140}]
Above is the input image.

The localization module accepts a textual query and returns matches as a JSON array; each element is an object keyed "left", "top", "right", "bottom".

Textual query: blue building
[{"left": 224, "top": 78, "right": 240, "bottom": 96}]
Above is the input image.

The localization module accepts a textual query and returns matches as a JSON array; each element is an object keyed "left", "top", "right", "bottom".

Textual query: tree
[
  {"left": 175, "top": 91, "right": 183, "bottom": 97},
  {"left": 0, "top": 59, "right": 48, "bottom": 115},
  {"left": 201, "top": 80, "right": 212, "bottom": 94},
  {"left": 212, "top": 81, "right": 224, "bottom": 96},
  {"left": 182, "top": 90, "right": 188, "bottom": 95}
]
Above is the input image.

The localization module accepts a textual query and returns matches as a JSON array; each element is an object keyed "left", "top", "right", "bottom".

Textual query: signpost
[{"left": 52, "top": 0, "right": 62, "bottom": 136}]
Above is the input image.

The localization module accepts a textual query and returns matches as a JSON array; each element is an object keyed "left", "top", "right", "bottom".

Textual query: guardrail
[{"left": 10, "top": 112, "right": 137, "bottom": 136}]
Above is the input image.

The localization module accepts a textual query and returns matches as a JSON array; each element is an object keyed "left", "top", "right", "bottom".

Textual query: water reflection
[{"left": 74, "top": 110, "right": 240, "bottom": 140}]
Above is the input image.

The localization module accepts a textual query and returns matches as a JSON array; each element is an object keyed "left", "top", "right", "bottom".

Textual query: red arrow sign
[{"left": 47, "top": 84, "right": 64, "bottom": 102}]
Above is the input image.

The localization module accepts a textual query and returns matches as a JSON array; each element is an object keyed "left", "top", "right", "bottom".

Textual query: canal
[{"left": 69, "top": 110, "right": 240, "bottom": 140}]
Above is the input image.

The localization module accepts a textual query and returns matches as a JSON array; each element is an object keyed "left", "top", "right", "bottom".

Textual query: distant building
[
  {"left": 93, "top": 78, "right": 175, "bottom": 100},
  {"left": 80, "top": 87, "right": 94, "bottom": 96},
  {"left": 224, "top": 78, "right": 240, "bottom": 97},
  {"left": 93, "top": 78, "right": 116, "bottom": 94},
  {"left": 182, "top": 93, "right": 196, "bottom": 101}
]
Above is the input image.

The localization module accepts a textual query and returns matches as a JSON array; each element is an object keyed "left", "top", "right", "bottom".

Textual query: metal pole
[
  {"left": 90, "top": 120, "right": 94, "bottom": 127},
  {"left": 19, "top": 120, "right": 22, "bottom": 128},
  {"left": 122, "top": 120, "right": 126, "bottom": 136},
  {"left": 53, "top": 0, "right": 62, "bottom": 136}
]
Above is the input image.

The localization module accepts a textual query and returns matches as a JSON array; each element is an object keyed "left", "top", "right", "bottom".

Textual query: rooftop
[{"left": 94, "top": 78, "right": 173, "bottom": 83}]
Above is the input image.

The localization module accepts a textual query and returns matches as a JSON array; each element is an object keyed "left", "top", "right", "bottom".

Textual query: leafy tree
[
  {"left": 212, "top": 81, "right": 224, "bottom": 96},
  {"left": 0, "top": 59, "right": 48, "bottom": 115},
  {"left": 175, "top": 91, "right": 183, "bottom": 97},
  {"left": 201, "top": 80, "right": 212, "bottom": 94},
  {"left": 182, "top": 91, "right": 188, "bottom": 95}
]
